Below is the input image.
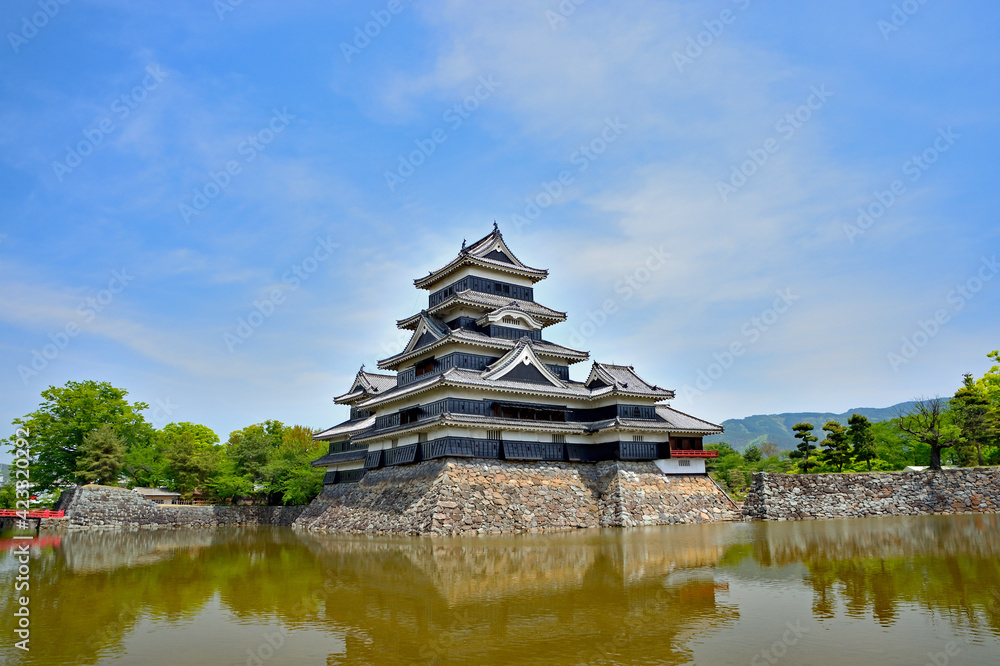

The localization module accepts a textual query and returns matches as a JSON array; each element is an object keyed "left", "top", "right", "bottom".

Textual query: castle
[{"left": 311, "top": 225, "right": 722, "bottom": 483}]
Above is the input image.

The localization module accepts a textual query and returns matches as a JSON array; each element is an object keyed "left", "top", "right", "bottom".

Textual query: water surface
[{"left": 2, "top": 515, "right": 999, "bottom": 664}]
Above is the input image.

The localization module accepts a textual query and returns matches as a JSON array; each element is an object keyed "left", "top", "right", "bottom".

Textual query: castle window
[
  {"left": 414, "top": 357, "right": 435, "bottom": 376},
  {"left": 418, "top": 433, "right": 428, "bottom": 443},
  {"left": 632, "top": 435, "right": 644, "bottom": 442},
  {"left": 487, "top": 430, "right": 502, "bottom": 441},
  {"left": 552, "top": 434, "right": 566, "bottom": 444},
  {"left": 391, "top": 438, "right": 398, "bottom": 448}
]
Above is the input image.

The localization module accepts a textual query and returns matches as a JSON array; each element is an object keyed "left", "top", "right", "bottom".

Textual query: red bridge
[{"left": 0, "top": 509, "right": 65, "bottom": 518}]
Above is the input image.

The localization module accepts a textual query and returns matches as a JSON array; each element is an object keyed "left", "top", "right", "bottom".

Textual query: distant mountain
[{"left": 703, "top": 401, "right": 918, "bottom": 452}]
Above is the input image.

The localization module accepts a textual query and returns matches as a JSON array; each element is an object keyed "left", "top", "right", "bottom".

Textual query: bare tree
[{"left": 896, "top": 398, "right": 955, "bottom": 470}]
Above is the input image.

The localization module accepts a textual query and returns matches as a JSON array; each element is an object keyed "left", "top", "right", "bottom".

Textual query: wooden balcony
[{"left": 669, "top": 449, "right": 718, "bottom": 458}]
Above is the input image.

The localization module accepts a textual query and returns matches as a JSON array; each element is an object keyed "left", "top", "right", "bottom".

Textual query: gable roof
[
  {"left": 413, "top": 224, "right": 548, "bottom": 289},
  {"left": 333, "top": 367, "right": 398, "bottom": 404},
  {"left": 401, "top": 313, "right": 450, "bottom": 354},
  {"left": 481, "top": 337, "right": 567, "bottom": 388},
  {"left": 585, "top": 362, "right": 675, "bottom": 398},
  {"left": 377, "top": 323, "right": 588, "bottom": 370}
]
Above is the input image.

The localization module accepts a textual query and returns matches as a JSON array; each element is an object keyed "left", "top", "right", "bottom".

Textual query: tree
[
  {"left": 75, "top": 424, "right": 126, "bottom": 486},
  {"left": 847, "top": 414, "right": 877, "bottom": 472},
  {"left": 266, "top": 425, "right": 325, "bottom": 505},
  {"left": 896, "top": 398, "right": 957, "bottom": 471},
  {"left": 163, "top": 429, "right": 219, "bottom": 499},
  {"left": 789, "top": 422, "right": 819, "bottom": 473},
  {"left": 820, "top": 421, "right": 853, "bottom": 472},
  {"left": 950, "top": 374, "right": 991, "bottom": 466},
  {"left": 8, "top": 380, "right": 153, "bottom": 492},
  {"left": 742, "top": 444, "right": 762, "bottom": 464},
  {"left": 758, "top": 442, "right": 781, "bottom": 459}
]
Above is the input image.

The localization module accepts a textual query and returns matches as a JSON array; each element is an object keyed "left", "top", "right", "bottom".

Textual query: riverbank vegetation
[
  {"left": 709, "top": 351, "right": 1000, "bottom": 499},
  {"left": 4, "top": 380, "right": 325, "bottom": 506}
]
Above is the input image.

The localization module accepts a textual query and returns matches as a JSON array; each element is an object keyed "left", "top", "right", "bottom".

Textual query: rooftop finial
[
  {"left": 461, "top": 238, "right": 467, "bottom": 253},
  {"left": 493, "top": 220, "right": 498, "bottom": 232}
]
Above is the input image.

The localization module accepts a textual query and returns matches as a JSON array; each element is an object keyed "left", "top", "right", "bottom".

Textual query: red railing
[
  {"left": 670, "top": 450, "right": 718, "bottom": 458},
  {"left": 0, "top": 509, "right": 65, "bottom": 518}
]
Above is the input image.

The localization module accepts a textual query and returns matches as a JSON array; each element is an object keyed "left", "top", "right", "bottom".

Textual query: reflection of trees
[
  {"left": 0, "top": 526, "right": 739, "bottom": 665},
  {"left": 746, "top": 515, "right": 1000, "bottom": 636}
]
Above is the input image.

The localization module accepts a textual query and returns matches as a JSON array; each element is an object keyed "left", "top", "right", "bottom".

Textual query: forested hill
[{"left": 703, "top": 401, "right": 918, "bottom": 452}]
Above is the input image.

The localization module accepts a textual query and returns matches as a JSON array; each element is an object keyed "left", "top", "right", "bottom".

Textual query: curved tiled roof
[
  {"left": 413, "top": 226, "right": 548, "bottom": 289},
  {"left": 398, "top": 291, "right": 567, "bottom": 329}
]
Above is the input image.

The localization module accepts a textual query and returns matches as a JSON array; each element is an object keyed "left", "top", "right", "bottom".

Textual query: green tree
[
  {"left": 820, "top": 421, "right": 853, "bottom": 472},
  {"left": 847, "top": 414, "right": 877, "bottom": 472},
  {"left": 0, "top": 480, "right": 15, "bottom": 509},
  {"left": 742, "top": 444, "right": 762, "bottom": 464},
  {"left": 8, "top": 381, "right": 153, "bottom": 492},
  {"left": 163, "top": 429, "right": 220, "bottom": 499},
  {"left": 896, "top": 398, "right": 958, "bottom": 471},
  {"left": 789, "top": 422, "right": 819, "bottom": 473},
  {"left": 75, "top": 424, "right": 126, "bottom": 486},
  {"left": 266, "top": 425, "right": 325, "bottom": 505},
  {"left": 951, "top": 374, "right": 992, "bottom": 466}
]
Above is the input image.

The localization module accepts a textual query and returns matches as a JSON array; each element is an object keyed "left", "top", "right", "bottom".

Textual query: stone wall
[
  {"left": 294, "top": 459, "right": 740, "bottom": 536},
  {"left": 742, "top": 468, "right": 1000, "bottom": 521},
  {"left": 59, "top": 485, "right": 305, "bottom": 529}
]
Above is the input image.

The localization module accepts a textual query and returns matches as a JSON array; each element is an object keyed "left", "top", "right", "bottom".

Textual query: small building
[
  {"left": 312, "top": 225, "right": 723, "bottom": 484},
  {"left": 133, "top": 487, "right": 182, "bottom": 505}
]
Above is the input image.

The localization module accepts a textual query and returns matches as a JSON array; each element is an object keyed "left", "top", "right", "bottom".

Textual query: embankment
[{"left": 742, "top": 468, "right": 1000, "bottom": 521}]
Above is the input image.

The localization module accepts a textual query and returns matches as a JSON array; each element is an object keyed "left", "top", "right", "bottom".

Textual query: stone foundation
[
  {"left": 294, "top": 459, "right": 741, "bottom": 536},
  {"left": 60, "top": 485, "right": 306, "bottom": 529},
  {"left": 743, "top": 468, "right": 1000, "bottom": 521}
]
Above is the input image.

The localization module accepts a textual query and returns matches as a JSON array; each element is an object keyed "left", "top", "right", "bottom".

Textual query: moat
[{"left": 2, "top": 515, "right": 999, "bottom": 665}]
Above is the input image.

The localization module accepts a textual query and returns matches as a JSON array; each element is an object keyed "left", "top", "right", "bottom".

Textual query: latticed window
[
  {"left": 487, "top": 430, "right": 502, "bottom": 441},
  {"left": 632, "top": 435, "right": 644, "bottom": 442},
  {"left": 418, "top": 433, "right": 428, "bottom": 443},
  {"left": 552, "top": 434, "right": 566, "bottom": 444}
]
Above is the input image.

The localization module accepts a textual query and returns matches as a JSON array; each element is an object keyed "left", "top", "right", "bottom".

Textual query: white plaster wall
[{"left": 654, "top": 458, "right": 706, "bottom": 474}]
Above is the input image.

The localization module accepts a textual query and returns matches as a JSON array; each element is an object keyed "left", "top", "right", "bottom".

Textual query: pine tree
[
  {"left": 789, "top": 422, "right": 819, "bottom": 473},
  {"left": 820, "top": 421, "right": 853, "bottom": 472},
  {"left": 847, "top": 414, "right": 876, "bottom": 472},
  {"left": 75, "top": 424, "right": 126, "bottom": 486}
]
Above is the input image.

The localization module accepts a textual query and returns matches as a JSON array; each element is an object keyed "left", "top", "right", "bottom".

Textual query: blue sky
[{"left": 2, "top": 1, "right": 998, "bottom": 460}]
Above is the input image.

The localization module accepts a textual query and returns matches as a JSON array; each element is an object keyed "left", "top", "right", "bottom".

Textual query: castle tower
[{"left": 312, "top": 225, "right": 721, "bottom": 485}]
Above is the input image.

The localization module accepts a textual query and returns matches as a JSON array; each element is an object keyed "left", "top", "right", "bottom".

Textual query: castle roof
[{"left": 413, "top": 224, "right": 548, "bottom": 290}]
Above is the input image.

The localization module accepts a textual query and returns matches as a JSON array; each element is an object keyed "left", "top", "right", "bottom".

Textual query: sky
[{"left": 1, "top": 0, "right": 998, "bottom": 461}]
